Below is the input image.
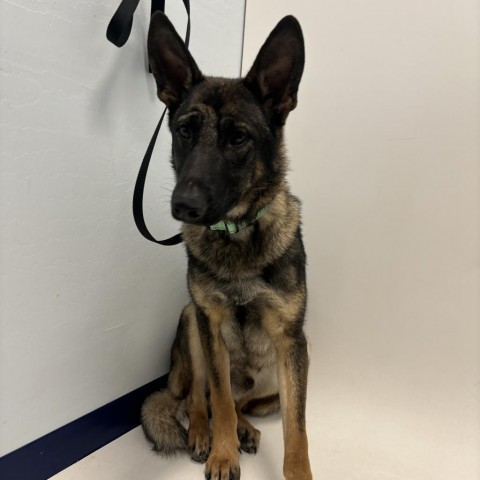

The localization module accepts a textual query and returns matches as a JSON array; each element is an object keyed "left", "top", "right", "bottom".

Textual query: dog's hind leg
[
  {"left": 241, "top": 393, "right": 280, "bottom": 417},
  {"left": 184, "top": 303, "right": 210, "bottom": 463},
  {"left": 141, "top": 307, "right": 194, "bottom": 455},
  {"left": 235, "top": 402, "right": 261, "bottom": 454}
]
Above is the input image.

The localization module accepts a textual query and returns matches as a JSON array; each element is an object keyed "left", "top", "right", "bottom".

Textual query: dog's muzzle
[{"left": 171, "top": 180, "right": 210, "bottom": 223}]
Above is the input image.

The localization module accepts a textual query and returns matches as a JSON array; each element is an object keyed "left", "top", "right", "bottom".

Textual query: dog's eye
[
  {"left": 230, "top": 129, "right": 248, "bottom": 146},
  {"left": 178, "top": 124, "right": 191, "bottom": 140}
]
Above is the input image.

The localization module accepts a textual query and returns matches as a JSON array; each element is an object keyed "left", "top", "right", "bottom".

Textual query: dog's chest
[
  {"left": 218, "top": 276, "right": 267, "bottom": 306},
  {"left": 221, "top": 304, "right": 278, "bottom": 399},
  {"left": 217, "top": 276, "right": 278, "bottom": 365},
  {"left": 221, "top": 301, "right": 276, "bottom": 367}
]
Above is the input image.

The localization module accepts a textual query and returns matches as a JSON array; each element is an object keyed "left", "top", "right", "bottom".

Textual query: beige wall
[{"left": 243, "top": 1, "right": 479, "bottom": 479}]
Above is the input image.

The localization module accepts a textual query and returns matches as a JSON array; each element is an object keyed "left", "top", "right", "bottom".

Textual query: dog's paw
[
  {"left": 237, "top": 424, "right": 261, "bottom": 454},
  {"left": 205, "top": 450, "right": 240, "bottom": 480},
  {"left": 188, "top": 424, "right": 210, "bottom": 463}
]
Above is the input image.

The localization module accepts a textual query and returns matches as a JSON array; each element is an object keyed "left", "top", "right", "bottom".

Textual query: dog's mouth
[{"left": 171, "top": 207, "right": 222, "bottom": 226}]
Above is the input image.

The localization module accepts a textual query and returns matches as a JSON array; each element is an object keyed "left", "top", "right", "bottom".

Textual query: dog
[{"left": 141, "top": 12, "right": 312, "bottom": 480}]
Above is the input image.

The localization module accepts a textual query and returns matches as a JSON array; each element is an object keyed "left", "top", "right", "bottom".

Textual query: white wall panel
[{"left": 0, "top": 0, "right": 245, "bottom": 455}]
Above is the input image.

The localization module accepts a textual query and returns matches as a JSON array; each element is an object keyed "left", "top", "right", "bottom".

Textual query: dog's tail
[{"left": 141, "top": 389, "right": 187, "bottom": 455}]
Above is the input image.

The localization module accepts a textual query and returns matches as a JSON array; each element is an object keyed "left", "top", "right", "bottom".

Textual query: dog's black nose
[{"left": 171, "top": 182, "right": 208, "bottom": 223}]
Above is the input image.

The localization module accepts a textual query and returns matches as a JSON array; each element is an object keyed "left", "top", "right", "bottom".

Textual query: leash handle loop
[{"left": 107, "top": 0, "right": 166, "bottom": 47}]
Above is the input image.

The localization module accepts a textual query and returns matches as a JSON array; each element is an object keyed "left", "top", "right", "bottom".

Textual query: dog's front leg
[
  {"left": 263, "top": 306, "right": 312, "bottom": 480},
  {"left": 195, "top": 304, "right": 240, "bottom": 480}
]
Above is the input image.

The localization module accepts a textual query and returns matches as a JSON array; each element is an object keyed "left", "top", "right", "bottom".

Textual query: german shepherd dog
[{"left": 141, "top": 12, "right": 312, "bottom": 480}]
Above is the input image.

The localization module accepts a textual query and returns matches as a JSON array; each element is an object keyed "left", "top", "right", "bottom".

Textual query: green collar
[{"left": 209, "top": 206, "right": 267, "bottom": 234}]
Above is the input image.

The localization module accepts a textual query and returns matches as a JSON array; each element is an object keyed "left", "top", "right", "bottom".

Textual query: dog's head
[{"left": 148, "top": 13, "right": 304, "bottom": 226}]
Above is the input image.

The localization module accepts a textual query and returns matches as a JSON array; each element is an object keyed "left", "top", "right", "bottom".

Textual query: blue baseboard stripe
[{"left": 0, "top": 374, "right": 169, "bottom": 480}]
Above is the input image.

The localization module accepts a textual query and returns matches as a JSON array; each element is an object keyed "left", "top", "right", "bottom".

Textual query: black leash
[
  {"left": 133, "top": 108, "right": 183, "bottom": 245},
  {"left": 106, "top": 0, "right": 170, "bottom": 47},
  {"left": 107, "top": 0, "right": 191, "bottom": 246}
]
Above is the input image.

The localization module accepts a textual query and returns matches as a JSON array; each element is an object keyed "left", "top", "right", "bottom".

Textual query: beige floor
[{"left": 52, "top": 348, "right": 479, "bottom": 480}]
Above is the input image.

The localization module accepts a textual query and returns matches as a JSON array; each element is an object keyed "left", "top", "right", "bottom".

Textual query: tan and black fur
[{"left": 141, "top": 13, "right": 312, "bottom": 480}]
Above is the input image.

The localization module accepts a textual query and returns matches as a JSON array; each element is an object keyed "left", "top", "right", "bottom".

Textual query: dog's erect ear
[
  {"left": 148, "top": 12, "right": 203, "bottom": 108},
  {"left": 244, "top": 16, "right": 305, "bottom": 125}
]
